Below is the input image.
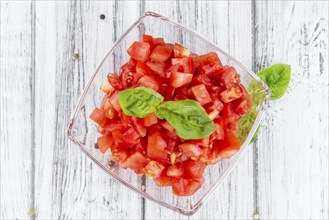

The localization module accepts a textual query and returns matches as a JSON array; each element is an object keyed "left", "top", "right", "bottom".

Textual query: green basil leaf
[
  {"left": 236, "top": 106, "right": 257, "bottom": 142},
  {"left": 250, "top": 125, "right": 260, "bottom": 144},
  {"left": 248, "top": 80, "right": 267, "bottom": 106},
  {"left": 257, "top": 64, "right": 291, "bottom": 100},
  {"left": 118, "top": 87, "right": 164, "bottom": 118},
  {"left": 156, "top": 100, "right": 215, "bottom": 139}
]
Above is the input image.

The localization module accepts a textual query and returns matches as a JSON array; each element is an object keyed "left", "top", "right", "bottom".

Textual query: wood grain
[
  {"left": 142, "top": 1, "right": 254, "bottom": 219},
  {"left": 34, "top": 1, "right": 142, "bottom": 219},
  {"left": 254, "top": 1, "right": 329, "bottom": 219},
  {"left": 0, "top": 1, "right": 34, "bottom": 219}
]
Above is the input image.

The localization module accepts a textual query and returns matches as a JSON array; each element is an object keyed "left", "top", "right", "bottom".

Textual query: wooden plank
[
  {"left": 34, "top": 1, "right": 142, "bottom": 219},
  {"left": 0, "top": 1, "right": 34, "bottom": 219},
  {"left": 254, "top": 1, "right": 329, "bottom": 219},
  {"left": 143, "top": 1, "right": 254, "bottom": 219}
]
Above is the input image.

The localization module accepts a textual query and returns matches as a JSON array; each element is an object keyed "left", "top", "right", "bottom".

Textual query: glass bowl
[{"left": 67, "top": 11, "right": 270, "bottom": 216}]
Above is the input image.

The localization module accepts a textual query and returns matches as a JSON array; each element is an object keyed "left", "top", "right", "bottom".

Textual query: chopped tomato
[
  {"left": 130, "top": 117, "right": 147, "bottom": 137},
  {"left": 160, "top": 120, "right": 175, "bottom": 132},
  {"left": 192, "top": 74, "right": 213, "bottom": 89},
  {"left": 169, "top": 72, "right": 193, "bottom": 88},
  {"left": 127, "top": 41, "right": 150, "bottom": 62},
  {"left": 108, "top": 91, "right": 122, "bottom": 112},
  {"left": 121, "top": 151, "right": 148, "bottom": 174},
  {"left": 173, "top": 43, "right": 190, "bottom": 58},
  {"left": 154, "top": 170, "right": 172, "bottom": 186},
  {"left": 137, "top": 75, "right": 160, "bottom": 91},
  {"left": 213, "top": 118, "right": 225, "bottom": 140},
  {"left": 107, "top": 73, "right": 123, "bottom": 90},
  {"left": 100, "top": 79, "right": 114, "bottom": 94},
  {"left": 158, "top": 84, "right": 175, "bottom": 101},
  {"left": 90, "top": 108, "right": 108, "bottom": 127},
  {"left": 147, "top": 130, "right": 168, "bottom": 164},
  {"left": 141, "top": 34, "right": 153, "bottom": 44},
  {"left": 150, "top": 45, "right": 172, "bottom": 63},
  {"left": 153, "top": 37, "right": 165, "bottom": 46},
  {"left": 123, "top": 127, "right": 140, "bottom": 144},
  {"left": 111, "top": 149, "right": 129, "bottom": 164},
  {"left": 182, "top": 160, "right": 206, "bottom": 180},
  {"left": 136, "top": 61, "right": 154, "bottom": 76},
  {"left": 146, "top": 61, "right": 167, "bottom": 77},
  {"left": 172, "top": 178, "right": 201, "bottom": 196},
  {"left": 220, "top": 66, "right": 240, "bottom": 89},
  {"left": 220, "top": 86, "right": 242, "bottom": 103},
  {"left": 143, "top": 161, "right": 165, "bottom": 178},
  {"left": 171, "top": 57, "right": 194, "bottom": 73},
  {"left": 191, "top": 84, "right": 212, "bottom": 105},
  {"left": 143, "top": 113, "right": 158, "bottom": 127},
  {"left": 97, "top": 135, "right": 113, "bottom": 153},
  {"left": 179, "top": 143, "right": 202, "bottom": 158},
  {"left": 167, "top": 165, "right": 183, "bottom": 177}
]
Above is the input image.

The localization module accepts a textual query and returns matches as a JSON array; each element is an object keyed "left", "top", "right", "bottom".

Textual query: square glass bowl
[{"left": 67, "top": 11, "right": 270, "bottom": 215}]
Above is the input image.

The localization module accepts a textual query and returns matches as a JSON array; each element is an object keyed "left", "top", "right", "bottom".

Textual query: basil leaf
[
  {"left": 250, "top": 125, "right": 260, "bottom": 144},
  {"left": 248, "top": 80, "right": 267, "bottom": 106},
  {"left": 156, "top": 100, "right": 215, "bottom": 139},
  {"left": 118, "top": 87, "right": 164, "bottom": 118},
  {"left": 257, "top": 64, "right": 291, "bottom": 100},
  {"left": 236, "top": 106, "right": 257, "bottom": 142}
]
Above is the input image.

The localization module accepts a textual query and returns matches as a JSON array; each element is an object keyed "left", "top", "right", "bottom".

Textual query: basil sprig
[
  {"left": 156, "top": 100, "right": 215, "bottom": 139},
  {"left": 237, "top": 64, "right": 291, "bottom": 143},
  {"left": 118, "top": 87, "right": 164, "bottom": 118},
  {"left": 118, "top": 87, "right": 215, "bottom": 139}
]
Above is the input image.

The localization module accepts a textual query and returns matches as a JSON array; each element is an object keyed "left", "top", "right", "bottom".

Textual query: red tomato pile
[{"left": 90, "top": 35, "right": 252, "bottom": 196}]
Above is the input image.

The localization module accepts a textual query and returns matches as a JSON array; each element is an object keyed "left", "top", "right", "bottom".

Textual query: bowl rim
[{"left": 67, "top": 11, "right": 271, "bottom": 216}]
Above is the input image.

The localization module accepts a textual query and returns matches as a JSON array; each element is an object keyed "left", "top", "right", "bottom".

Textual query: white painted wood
[
  {"left": 1, "top": 0, "right": 328, "bottom": 219},
  {"left": 34, "top": 1, "right": 142, "bottom": 219},
  {"left": 142, "top": 1, "right": 254, "bottom": 219},
  {"left": 254, "top": 1, "right": 329, "bottom": 219},
  {"left": 0, "top": 1, "right": 34, "bottom": 219}
]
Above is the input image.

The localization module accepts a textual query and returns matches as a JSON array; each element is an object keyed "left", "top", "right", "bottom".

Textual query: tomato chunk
[
  {"left": 172, "top": 178, "right": 201, "bottom": 196},
  {"left": 169, "top": 72, "right": 193, "bottom": 88},
  {"left": 97, "top": 135, "right": 113, "bottom": 153},
  {"left": 167, "top": 165, "right": 183, "bottom": 177},
  {"left": 220, "top": 66, "right": 240, "bottom": 89},
  {"left": 179, "top": 143, "right": 202, "bottom": 158},
  {"left": 121, "top": 151, "right": 148, "bottom": 174},
  {"left": 143, "top": 161, "right": 165, "bottom": 178},
  {"left": 150, "top": 45, "right": 172, "bottom": 63},
  {"left": 127, "top": 41, "right": 150, "bottom": 62},
  {"left": 147, "top": 130, "right": 168, "bottom": 164},
  {"left": 137, "top": 75, "right": 160, "bottom": 91},
  {"left": 143, "top": 113, "right": 158, "bottom": 127},
  {"left": 173, "top": 43, "right": 190, "bottom": 58},
  {"left": 182, "top": 160, "right": 206, "bottom": 180},
  {"left": 191, "top": 84, "right": 212, "bottom": 105},
  {"left": 90, "top": 108, "right": 108, "bottom": 127},
  {"left": 220, "top": 86, "right": 242, "bottom": 103}
]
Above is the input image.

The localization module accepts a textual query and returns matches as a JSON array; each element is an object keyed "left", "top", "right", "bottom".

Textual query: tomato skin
[
  {"left": 154, "top": 170, "right": 172, "bottom": 186},
  {"left": 111, "top": 149, "right": 129, "bottom": 164},
  {"left": 178, "top": 143, "right": 202, "bottom": 158},
  {"left": 147, "top": 130, "right": 168, "bottom": 164},
  {"left": 127, "top": 41, "right": 150, "bottom": 62},
  {"left": 121, "top": 151, "right": 148, "bottom": 174},
  {"left": 108, "top": 91, "right": 122, "bottom": 112},
  {"left": 130, "top": 117, "right": 147, "bottom": 137},
  {"left": 143, "top": 113, "right": 158, "bottom": 127},
  {"left": 146, "top": 61, "right": 167, "bottom": 77},
  {"left": 136, "top": 61, "right": 154, "bottom": 76},
  {"left": 191, "top": 84, "right": 212, "bottom": 105},
  {"left": 97, "top": 135, "right": 113, "bottom": 153},
  {"left": 123, "top": 127, "right": 140, "bottom": 144},
  {"left": 191, "top": 74, "right": 213, "bottom": 89},
  {"left": 169, "top": 72, "right": 193, "bottom": 88},
  {"left": 90, "top": 108, "right": 108, "bottom": 127},
  {"left": 173, "top": 43, "right": 190, "bottom": 58},
  {"left": 171, "top": 57, "right": 194, "bottom": 73},
  {"left": 141, "top": 34, "right": 153, "bottom": 44},
  {"left": 150, "top": 45, "right": 172, "bottom": 63},
  {"left": 137, "top": 75, "right": 160, "bottom": 91}
]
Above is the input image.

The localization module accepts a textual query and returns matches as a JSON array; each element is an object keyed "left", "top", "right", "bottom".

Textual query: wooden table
[{"left": 1, "top": 1, "right": 328, "bottom": 219}]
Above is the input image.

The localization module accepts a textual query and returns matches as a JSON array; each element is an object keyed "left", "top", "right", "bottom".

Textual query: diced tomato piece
[
  {"left": 123, "top": 127, "right": 140, "bottom": 144},
  {"left": 191, "top": 136, "right": 210, "bottom": 148},
  {"left": 137, "top": 75, "right": 160, "bottom": 91},
  {"left": 171, "top": 57, "right": 194, "bottom": 73},
  {"left": 146, "top": 61, "right": 167, "bottom": 77},
  {"left": 182, "top": 160, "right": 206, "bottom": 180},
  {"left": 97, "top": 135, "right": 113, "bottom": 153},
  {"left": 213, "top": 118, "right": 225, "bottom": 140},
  {"left": 160, "top": 120, "right": 175, "bottom": 132},
  {"left": 150, "top": 45, "right": 172, "bottom": 63},
  {"left": 191, "top": 84, "right": 212, "bottom": 105},
  {"left": 107, "top": 73, "right": 123, "bottom": 90},
  {"left": 143, "top": 113, "right": 158, "bottom": 127},
  {"left": 178, "top": 143, "right": 202, "bottom": 158},
  {"left": 193, "top": 52, "right": 222, "bottom": 73},
  {"left": 220, "top": 86, "right": 242, "bottom": 103},
  {"left": 172, "top": 178, "right": 201, "bottom": 196},
  {"left": 147, "top": 130, "right": 168, "bottom": 164},
  {"left": 169, "top": 72, "right": 193, "bottom": 88},
  {"left": 90, "top": 108, "right": 108, "bottom": 127},
  {"left": 213, "top": 129, "right": 240, "bottom": 161},
  {"left": 220, "top": 66, "right": 240, "bottom": 89},
  {"left": 158, "top": 84, "right": 175, "bottom": 101},
  {"left": 108, "top": 91, "right": 122, "bottom": 112},
  {"left": 234, "top": 99, "right": 250, "bottom": 115},
  {"left": 173, "top": 43, "right": 190, "bottom": 58},
  {"left": 120, "top": 68, "right": 136, "bottom": 89},
  {"left": 121, "top": 151, "right": 148, "bottom": 174},
  {"left": 127, "top": 41, "right": 150, "bottom": 62},
  {"left": 154, "top": 170, "right": 172, "bottom": 186},
  {"left": 173, "top": 92, "right": 189, "bottom": 101},
  {"left": 213, "top": 98, "right": 224, "bottom": 112},
  {"left": 165, "top": 64, "right": 182, "bottom": 79},
  {"left": 103, "top": 120, "right": 124, "bottom": 132},
  {"left": 112, "top": 130, "right": 128, "bottom": 148},
  {"left": 100, "top": 79, "right": 115, "bottom": 94},
  {"left": 192, "top": 74, "right": 213, "bottom": 89},
  {"left": 121, "top": 58, "right": 137, "bottom": 71},
  {"left": 143, "top": 161, "right": 165, "bottom": 178},
  {"left": 130, "top": 116, "right": 147, "bottom": 137},
  {"left": 101, "top": 97, "right": 116, "bottom": 119},
  {"left": 141, "top": 34, "right": 153, "bottom": 44},
  {"left": 111, "top": 149, "right": 129, "bottom": 164},
  {"left": 136, "top": 61, "right": 154, "bottom": 76},
  {"left": 153, "top": 37, "right": 165, "bottom": 45},
  {"left": 167, "top": 165, "right": 183, "bottom": 177}
]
